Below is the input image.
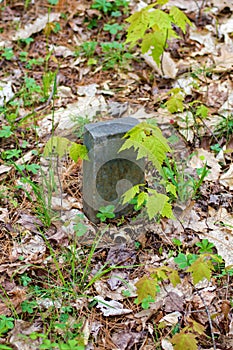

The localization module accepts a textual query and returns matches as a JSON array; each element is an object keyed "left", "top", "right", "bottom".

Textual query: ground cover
[{"left": 0, "top": 0, "right": 233, "bottom": 349}]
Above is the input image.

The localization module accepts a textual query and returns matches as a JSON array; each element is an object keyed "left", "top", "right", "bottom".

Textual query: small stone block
[{"left": 83, "top": 117, "right": 144, "bottom": 223}]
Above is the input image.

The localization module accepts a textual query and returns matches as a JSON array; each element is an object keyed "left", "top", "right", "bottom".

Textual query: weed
[
  {"left": 42, "top": 71, "right": 56, "bottom": 100},
  {"left": 91, "top": 0, "right": 129, "bottom": 17},
  {"left": 79, "top": 41, "right": 97, "bottom": 58},
  {"left": 174, "top": 252, "right": 198, "bottom": 269},
  {"left": 20, "top": 37, "right": 34, "bottom": 46},
  {"left": 196, "top": 239, "right": 214, "bottom": 254},
  {"left": 0, "top": 315, "right": 14, "bottom": 337},
  {"left": 1, "top": 149, "right": 22, "bottom": 160},
  {"left": 48, "top": 0, "right": 59, "bottom": 5},
  {"left": 73, "top": 116, "right": 92, "bottom": 139},
  {"left": 19, "top": 51, "right": 28, "bottom": 62},
  {"left": 160, "top": 156, "right": 209, "bottom": 203},
  {"left": 103, "top": 23, "right": 123, "bottom": 35},
  {"left": 100, "top": 41, "right": 133, "bottom": 69},
  {"left": 214, "top": 113, "right": 233, "bottom": 141},
  {"left": 210, "top": 143, "right": 222, "bottom": 154},
  {"left": 1, "top": 47, "right": 14, "bottom": 60},
  {"left": 21, "top": 300, "right": 38, "bottom": 314},
  {"left": 0, "top": 125, "right": 13, "bottom": 138},
  {"left": 21, "top": 76, "right": 43, "bottom": 106},
  {"left": 26, "top": 57, "right": 44, "bottom": 69},
  {"left": 96, "top": 205, "right": 115, "bottom": 222}
]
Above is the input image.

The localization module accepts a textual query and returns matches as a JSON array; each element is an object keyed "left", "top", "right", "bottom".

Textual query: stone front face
[{"left": 83, "top": 117, "right": 145, "bottom": 223}]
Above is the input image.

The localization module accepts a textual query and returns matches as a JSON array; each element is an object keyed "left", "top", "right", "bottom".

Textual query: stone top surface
[{"left": 84, "top": 117, "right": 138, "bottom": 140}]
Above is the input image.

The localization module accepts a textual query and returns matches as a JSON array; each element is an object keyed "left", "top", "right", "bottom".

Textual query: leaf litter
[{"left": 0, "top": 0, "right": 233, "bottom": 349}]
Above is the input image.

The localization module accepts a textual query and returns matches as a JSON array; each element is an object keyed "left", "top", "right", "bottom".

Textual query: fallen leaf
[
  {"left": 189, "top": 148, "right": 221, "bottom": 181},
  {"left": 220, "top": 163, "right": 233, "bottom": 189},
  {"left": 13, "top": 13, "right": 61, "bottom": 40},
  {"left": 95, "top": 296, "right": 132, "bottom": 316}
]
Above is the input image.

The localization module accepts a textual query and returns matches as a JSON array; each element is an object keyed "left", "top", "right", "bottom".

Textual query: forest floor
[{"left": 0, "top": 0, "right": 233, "bottom": 349}]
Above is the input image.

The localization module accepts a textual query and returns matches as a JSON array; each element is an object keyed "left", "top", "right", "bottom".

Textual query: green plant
[
  {"left": 103, "top": 23, "right": 123, "bottom": 35},
  {"left": 13, "top": 163, "right": 54, "bottom": 226},
  {"left": 21, "top": 300, "right": 38, "bottom": 314},
  {"left": 0, "top": 315, "right": 14, "bottom": 336},
  {"left": 21, "top": 76, "right": 43, "bottom": 106},
  {"left": 125, "top": 1, "right": 191, "bottom": 66},
  {"left": 20, "top": 274, "right": 32, "bottom": 287},
  {"left": 42, "top": 71, "right": 56, "bottom": 100},
  {"left": 91, "top": 0, "right": 112, "bottom": 14},
  {"left": 119, "top": 122, "right": 174, "bottom": 220},
  {"left": 165, "top": 88, "right": 185, "bottom": 113},
  {"left": 0, "top": 125, "right": 13, "bottom": 138},
  {"left": 20, "top": 37, "right": 34, "bottom": 46},
  {"left": 91, "top": 0, "right": 128, "bottom": 15},
  {"left": 26, "top": 57, "right": 44, "bottom": 69},
  {"left": 96, "top": 205, "right": 115, "bottom": 222},
  {"left": 48, "top": 0, "right": 59, "bottom": 5},
  {"left": 1, "top": 149, "right": 22, "bottom": 160},
  {"left": 160, "top": 155, "right": 209, "bottom": 203},
  {"left": 79, "top": 41, "right": 97, "bottom": 58},
  {"left": 101, "top": 41, "right": 133, "bottom": 69},
  {"left": 19, "top": 51, "right": 28, "bottom": 62},
  {"left": 196, "top": 239, "right": 214, "bottom": 254},
  {"left": 214, "top": 113, "right": 233, "bottom": 141},
  {"left": 1, "top": 47, "right": 14, "bottom": 60},
  {"left": 73, "top": 116, "right": 90, "bottom": 139},
  {"left": 210, "top": 143, "right": 222, "bottom": 154}
]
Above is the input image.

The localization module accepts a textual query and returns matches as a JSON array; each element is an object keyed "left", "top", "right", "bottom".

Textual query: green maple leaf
[
  {"left": 122, "top": 184, "right": 142, "bottom": 204},
  {"left": 166, "top": 183, "right": 177, "bottom": 197},
  {"left": 119, "top": 122, "right": 171, "bottom": 171},
  {"left": 146, "top": 191, "right": 174, "bottom": 219},
  {"left": 187, "top": 255, "right": 214, "bottom": 285},
  {"left": 137, "top": 191, "right": 147, "bottom": 207},
  {"left": 165, "top": 93, "right": 184, "bottom": 113},
  {"left": 135, "top": 276, "right": 158, "bottom": 303},
  {"left": 148, "top": 9, "right": 172, "bottom": 29},
  {"left": 125, "top": 10, "right": 151, "bottom": 47},
  {"left": 169, "top": 6, "right": 192, "bottom": 34},
  {"left": 168, "top": 268, "right": 181, "bottom": 286},
  {"left": 43, "top": 136, "right": 72, "bottom": 158},
  {"left": 69, "top": 143, "right": 89, "bottom": 162},
  {"left": 172, "top": 332, "right": 198, "bottom": 350}
]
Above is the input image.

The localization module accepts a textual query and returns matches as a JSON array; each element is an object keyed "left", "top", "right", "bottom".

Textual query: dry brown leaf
[
  {"left": 189, "top": 148, "right": 221, "bottom": 181},
  {"left": 220, "top": 163, "right": 233, "bottom": 189},
  {"left": 13, "top": 13, "right": 60, "bottom": 40}
]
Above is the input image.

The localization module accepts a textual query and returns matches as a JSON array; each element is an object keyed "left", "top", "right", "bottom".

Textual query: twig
[{"left": 195, "top": 287, "right": 217, "bottom": 350}]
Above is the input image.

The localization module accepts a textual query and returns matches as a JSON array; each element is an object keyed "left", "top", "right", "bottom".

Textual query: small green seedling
[
  {"left": 1, "top": 47, "right": 14, "bottom": 60},
  {"left": 174, "top": 253, "right": 198, "bottom": 269},
  {"left": 210, "top": 143, "right": 222, "bottom": 154},
  {"left": 196, "top": 239, "right": 214, "bottom": 254},
  {"left": 0, "top": 126, "right": 13, "bottom": 138},
  {"left": 103, "top": 23, "right": 123, "bottom": 35},
  {"left": 96, "top": 205, "right": 115, "bottom": 222},
  {"left": 0, "top": 315, "right": 14, "bottom": 336}
]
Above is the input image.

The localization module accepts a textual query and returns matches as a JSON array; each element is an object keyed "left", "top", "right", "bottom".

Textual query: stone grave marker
[{"left": 83, "top": 117, "right": 144, "bottom": 223}]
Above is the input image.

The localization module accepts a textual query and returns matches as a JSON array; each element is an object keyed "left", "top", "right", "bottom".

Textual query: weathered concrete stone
[{"left": 83, "top": 117, "right": 144, "bottom": 223}]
